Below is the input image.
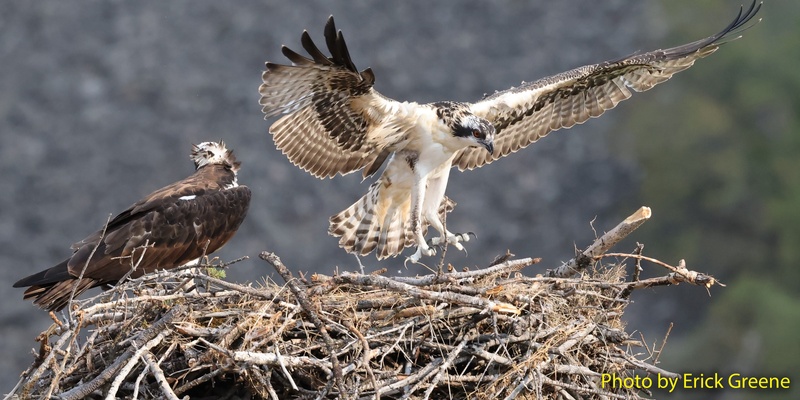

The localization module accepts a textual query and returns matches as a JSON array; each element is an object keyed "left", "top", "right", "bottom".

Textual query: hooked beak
[{"left": 481, "top": 140, "right": 494, "bottom": 155}]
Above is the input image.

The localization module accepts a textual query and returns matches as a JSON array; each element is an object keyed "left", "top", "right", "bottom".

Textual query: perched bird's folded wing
[
  {"left": 260, "top": 16, "right": 408, "bottom": 179},
  {"left": 454, "top": 1, "right": 760, "bottom": 171},
  {"left": 67, "top": 185, "right": 251, "bottom": 281},
  {"left": 68, "top": 175, "right": 217, "bottom": 252}
]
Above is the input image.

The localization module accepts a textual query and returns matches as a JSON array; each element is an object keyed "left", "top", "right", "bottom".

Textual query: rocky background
[{"left": 2, "top": 1, "right": 794, "bottom": 396}]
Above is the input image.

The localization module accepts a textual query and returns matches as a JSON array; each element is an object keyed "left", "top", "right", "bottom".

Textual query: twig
[
  {"left": 632, "top": 243, "right": 644, "bottom": 282},
  {"left": 67, "top": 214, "right": 113, "bottom": 320},
  {"left": 337, "top": 271, "right": 520, "bottom": 315},
  {"left": 436, "top": 212, "right": 449, "bottom": 276},
  {"left": 232, "top": 350, "right": 333, "bottom": 376},
  {"left": 344, "top": 320, "right": 380, "bottom": 399},
  {"left": 131, "top": 358, "right": 149, "bottom": 400},
  {"left": 265, "top": 373, "right": 281, "bottom": 400},
  {"left": 602, "top": 253, "right": 720, "bottom": 288},
  {"left": 142, "top": 351, "right": 180, "bottom": 400},
  {"left": 173, "top": 365, "right": 227, "bottom": 396},
  {"left": 654, "top": 322, "right": 673, "bottom": 365},
  {"left": 610, "top": 352, "right": 679, "bottom": 379},
  {"left": 274, "top": 343, "right": 300, "bottom": 391},
  {"left": 192, "top": 273, "right": 281, "bottom": 300},
  {"left": 76, "top": 290, "right": 242, "bottom": 317},
  {"left": 396, "top": 358, "right": 444, "bottom": 399},
  {"left": 392, "top": 257, "right": 540, "bottom": 285}
]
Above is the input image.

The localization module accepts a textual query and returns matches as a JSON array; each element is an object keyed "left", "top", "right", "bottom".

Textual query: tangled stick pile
[{"left": 9, "top": 207, "right": 719, "bottom": 399}]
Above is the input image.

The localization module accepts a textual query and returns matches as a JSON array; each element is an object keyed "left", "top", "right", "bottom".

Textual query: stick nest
[{"left": 11, "top": 245, "right": 718, "bottom": 399}]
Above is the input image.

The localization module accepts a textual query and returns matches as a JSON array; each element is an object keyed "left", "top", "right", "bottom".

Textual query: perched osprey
[
  {"left": 260, "top": 3, "right": 760, "bottom": 263},
  {"left": 13, "top": 141, "right": 251, "bottom": 311}
]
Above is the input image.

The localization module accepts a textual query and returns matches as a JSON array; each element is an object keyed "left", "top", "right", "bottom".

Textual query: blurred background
[{"left": 0, "top": 1, "right": 796, "bottom": 398}]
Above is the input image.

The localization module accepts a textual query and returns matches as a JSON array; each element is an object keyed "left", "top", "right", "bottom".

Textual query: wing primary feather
[
  {"left": 281, "top": 45, "right": 314, "bottom": 65},
  {"left": 324, "top": 16, "right": 339, "bottom": 65},
  {"left": 335, "top": 31, "right": 359, "bottom": 74},
  {"left": 324, "top": 16, "right": 359, "bottom": 74},
  {"left": 660, "top": 0, "right": 760, "bottom": 59},
  {"left": 301, "top": 31, "right": 334, "bottom": 65}
]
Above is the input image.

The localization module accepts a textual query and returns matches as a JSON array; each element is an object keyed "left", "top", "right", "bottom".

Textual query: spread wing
[
  {"left": 453, "top": 1, "right": 761, "bottom": 171},
  {"left": 260, "top": 16, "right": 411, "bottom": 179}
]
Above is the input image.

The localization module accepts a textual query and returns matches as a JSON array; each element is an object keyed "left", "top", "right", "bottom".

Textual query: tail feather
[
  {"left": 15, "top": 258, "right": 103, "bottom": 312},
  {"left": 377, "top": 209, "right": 405, "bottom": 259},
  {"left": 330, "top": 182, "right": 398, "bottom": 258},
  {"left": 329, "top": 182, "right": 457, "bottom": 260},
  {"left": 23, "top": 277, "right": 98, "bottom": 312},
  {"left": 13, "top": 259, "right": 72, "bottom": 288}
]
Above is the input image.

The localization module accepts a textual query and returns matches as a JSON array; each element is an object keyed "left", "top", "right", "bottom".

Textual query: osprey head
[
  {"left": 191, "top": 141, "right": 241, "bottom": 172},
  {"left": 453, "top": 114, "right": 495, "bottom": 155}
]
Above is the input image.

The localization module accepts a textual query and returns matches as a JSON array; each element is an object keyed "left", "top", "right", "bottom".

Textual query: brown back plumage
[{"left": 14, "top": 142, "right": 251, "bottom": 311}]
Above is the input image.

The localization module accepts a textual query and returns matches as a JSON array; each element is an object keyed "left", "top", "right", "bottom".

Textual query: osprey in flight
[
  {"left": 14, "top": 141, "right": 251, "bottom": 311},
  {"left": 260, "top": 2, "right": 760, "bottom": 263}
]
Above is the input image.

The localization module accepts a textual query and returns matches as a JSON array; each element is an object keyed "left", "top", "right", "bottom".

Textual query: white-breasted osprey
[
  {"left": 13, "top": 141, "right": 251, "bottom": 311},
  {"left": 259, "top": 3, "right": 760, "bottom": 263}
]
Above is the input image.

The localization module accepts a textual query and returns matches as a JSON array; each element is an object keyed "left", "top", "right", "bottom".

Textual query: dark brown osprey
[
  {"left": 13, "top": 141, "right": 251, "bottom": 311},
  {"left": 260, "top": 3, "right": 760, "bottom": 263}
]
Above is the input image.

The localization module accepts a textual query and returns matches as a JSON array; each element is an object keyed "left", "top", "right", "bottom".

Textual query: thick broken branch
[{"left": 547, "top": 206, "right": 651, "bottom": 278}]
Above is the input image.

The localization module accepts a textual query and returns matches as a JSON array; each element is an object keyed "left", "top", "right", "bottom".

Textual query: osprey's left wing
[
  {"left": 260, "top": 16, "right": 409, "bottom": 179},
  {"left": 454, "top": 1, "right": 760, "bottom": 171}
]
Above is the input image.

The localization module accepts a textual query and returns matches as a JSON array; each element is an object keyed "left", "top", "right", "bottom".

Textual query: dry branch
[{"left": 547, "top": 206, "right": 651, "bottom": 278}]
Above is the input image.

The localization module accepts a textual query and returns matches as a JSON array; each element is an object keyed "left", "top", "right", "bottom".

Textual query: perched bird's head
[
  {"left": 453, "top": 114, "right": 495, "bottom": 155},
  {"left": 191, "top": 141, "right": 241, "bottom": 173}
]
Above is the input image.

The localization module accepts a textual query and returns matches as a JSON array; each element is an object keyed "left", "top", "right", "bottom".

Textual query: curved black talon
[
  {"left": 425, "top": 238, "right": 445, "bottom": 251},
  {"left": 453, "top": 232, "right": 477, "bottom": 240}
]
